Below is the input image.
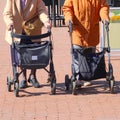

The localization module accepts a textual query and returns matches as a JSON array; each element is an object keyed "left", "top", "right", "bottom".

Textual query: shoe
[
  {"left": 28, "top": 77, "right": 40, "bottom": 88},
  {"left": 20, "top": 79, "right": 27, "bottom": 88},
  {"left": 76, "top": 80, "right": 82, "bottom": 88},
  {"left": 83, "top": 81, "right": 91, "bottom": 87}
]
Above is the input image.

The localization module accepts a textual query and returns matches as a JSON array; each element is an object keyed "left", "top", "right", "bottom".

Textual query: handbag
[{"left": 22, "top": 16, "right": 43, "bottom": 35}]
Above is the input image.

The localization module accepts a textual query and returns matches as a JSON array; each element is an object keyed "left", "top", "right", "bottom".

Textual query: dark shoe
[
  {"left": 20, "top": 80, "right": 27, "bottom": 88},
  {"left": 76, "top": 80, "right": 82, "bottom": 89},
  {"left": 28, "top": 77, "right": 40, "bottom": 88}
]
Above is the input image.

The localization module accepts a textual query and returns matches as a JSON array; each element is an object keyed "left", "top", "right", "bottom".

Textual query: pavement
[{"left": 0, "top": 1, "right": 120, "bottom": 120}]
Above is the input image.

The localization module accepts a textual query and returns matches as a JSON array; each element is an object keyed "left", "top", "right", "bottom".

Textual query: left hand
[
  {"left": 102, "top": 19, "right": 110, "bottom": 26},
  {"left": 44, "top": 21, "right": 52, "bottom": 30}
]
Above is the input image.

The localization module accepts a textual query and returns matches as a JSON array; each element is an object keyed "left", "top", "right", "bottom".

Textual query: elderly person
[
  {"left": 3, "top": 0, "right": 51, "bottom": 88},
  {"left": 62, "top": 0, "right": 110, "bottom": 86}
]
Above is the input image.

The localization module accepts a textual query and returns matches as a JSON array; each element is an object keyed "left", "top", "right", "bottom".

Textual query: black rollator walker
[
  {"left": 7, "top": 28, "right": 56, "bottom": 97},
  {"left": 65, "top": 21, "right": 115, "bottom": 95}
]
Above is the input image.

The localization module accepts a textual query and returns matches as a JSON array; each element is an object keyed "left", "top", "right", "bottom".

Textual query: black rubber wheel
[
  {"left": 107, "top": 63, "right": 115, "bottom": 94},
  {"left": 51, "top": 82, "right": 56, "bottom": 95},
  {"left": 50, "top": 75, "right": 56, "bottom": 95},
  {"left": 65, "top": 74, "right": 70, "bottom": 91},
  {"left": 7, "top": 76, "right": 12, "bottom": 92},
  {"left": 109, "top": 63, "right": 114, "bottom": 80},
  {"left": 72, "top": 81, "right": 77, "bottom": 95},
  {"left": 109, "top": 80, "right": 115, "bottom": 94},
  {"left": 14, "top": 82, "right": 19, "bottom": 97}
]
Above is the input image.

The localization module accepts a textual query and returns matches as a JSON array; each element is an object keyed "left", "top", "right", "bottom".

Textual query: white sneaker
[{"left": 83, "top": 81, "right": 91, "bottom": 87}]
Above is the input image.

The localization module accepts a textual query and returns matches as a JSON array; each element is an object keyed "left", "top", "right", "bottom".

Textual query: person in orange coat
[
  {"left": 3, "top": 0, "right": 51, "bottom": 88},
  {"left": 62, "top": 0, "right": 110, "bottom": 86}
]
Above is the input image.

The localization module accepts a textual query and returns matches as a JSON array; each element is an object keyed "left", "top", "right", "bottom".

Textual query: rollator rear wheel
[
  {"left": 109, "top": 79, "right": 115, "bottom": 94},
  {"left": 50, "top": 74, "right": 56, "bottom": 95},
  {"left": 109, "top": 63, "right": 114, "bottom": 80},
  {"left": 107, "top": 63, "right": 115, "bottom": 94},
  {"left": 14, "top": 82, "right": 19, "bottom": 97},
  {"left": 72, "top": 81, "right": 77, "bottom": 95},
  {"left": 7, "top": 76, "right": 12, "bottom": 92}
]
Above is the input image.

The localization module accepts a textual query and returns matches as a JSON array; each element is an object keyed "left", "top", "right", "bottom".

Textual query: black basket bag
[
  {"left": 15, "top": 41, "right": 50, "bottom": 69},
  {"left": 72, "top": 47, "right": 106, "bottom": 81}
]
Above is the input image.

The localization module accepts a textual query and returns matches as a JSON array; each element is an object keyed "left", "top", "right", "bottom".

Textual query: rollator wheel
[
  {"left": 65, "top": 74, "right": 71, "bottom": 91},
  {"left": 51, "top": 82, "right": 56, "bottom": 95},
  {"left": 109, "top": 79, "right": 115, "bottom": 94},
  {"left": 72, "top": 81, "right": 77, "bottom": 95},
  {"left": 106, "top": 63, "right": 114, "bottom": 80},
  {"left": 109, "top": 63, "right": 114, "bottom": 80},
  {"left": 7, "top": 76, "right": 12, "bottom": 92},
  {"left": 107, "top": 63, "right": 115, "bottom": 94},
  {"left": 50, "top": 75, "right": 56, "bottom": 95},
  {"left": 14, "top": 82, "right": 19, "bottom": 97}
]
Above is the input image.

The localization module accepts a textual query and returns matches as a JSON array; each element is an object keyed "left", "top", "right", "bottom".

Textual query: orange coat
[
  {"left": 62, "top": 0, "right": 110, "bottom": 47},
  {"left": 3, "top": 0, "right": 49, "bottom": 44}
]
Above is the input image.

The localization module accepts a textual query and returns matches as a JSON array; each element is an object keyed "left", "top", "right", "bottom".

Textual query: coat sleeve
[
  {"left": 99, "top": 0, "right": 110, "bottom": 21},
  {"left": 3, "top": 0, "right": 13, "bottom": 27},
  {"left": 37, "top": 0, "right": 49, "bottom": 24},
  {"left": 62, "top": 0, "right": 74, "bottom": 22}
]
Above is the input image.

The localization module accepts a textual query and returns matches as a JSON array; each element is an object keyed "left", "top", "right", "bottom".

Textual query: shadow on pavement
[
  {"left": 56, "top": 79, "right": 120, "bottom": 95},
  {"left": 13, "top": 80, "right": 120, "bottom": 97}
]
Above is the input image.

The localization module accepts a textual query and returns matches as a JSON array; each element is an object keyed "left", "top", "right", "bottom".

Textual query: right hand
[
  {"left": 7, "top": 23, "right": 14, "bottom": 31},
  {"left": 65, "top": 20, "right": 73, "bottom": 26}
]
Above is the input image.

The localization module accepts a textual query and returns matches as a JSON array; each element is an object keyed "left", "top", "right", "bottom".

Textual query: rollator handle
[
  {"left": 47, "top": 26, "right": 51, "bottom": 33},
  {"left": 69, "top": 20, "right": 73, "bottom": 34},
  {"left": 104, "top": 20, "right": 109, "bottom": 32}
]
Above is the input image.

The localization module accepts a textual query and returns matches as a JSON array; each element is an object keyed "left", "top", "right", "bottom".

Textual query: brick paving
[{"left": 0, "top": 1, "right": 120, "bottom": 120}]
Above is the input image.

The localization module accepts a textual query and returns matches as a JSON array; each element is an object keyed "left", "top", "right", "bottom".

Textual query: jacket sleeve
[
  {"left": 37, "top": 0, "right": 49, "bottom": 24},
  {"left": 3, "top": 0, "right": 13, "bottom": 27},
  {"left": 99, "top": 0, "right": 110, "bottom": 21},
  {"left": 62, "top": 0, "right": 74, "bottom": 22}
]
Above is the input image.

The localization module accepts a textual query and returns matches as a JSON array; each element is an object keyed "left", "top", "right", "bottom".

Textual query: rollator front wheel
[
  {"left": 65, "top": 74, "right": 71, "bottom": 91},
  {"left": 51, "top": 82, "right": 56, "bottom": 95},
  {"left": 14, "top": 82, "right": 19, "bottom": 97}
]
